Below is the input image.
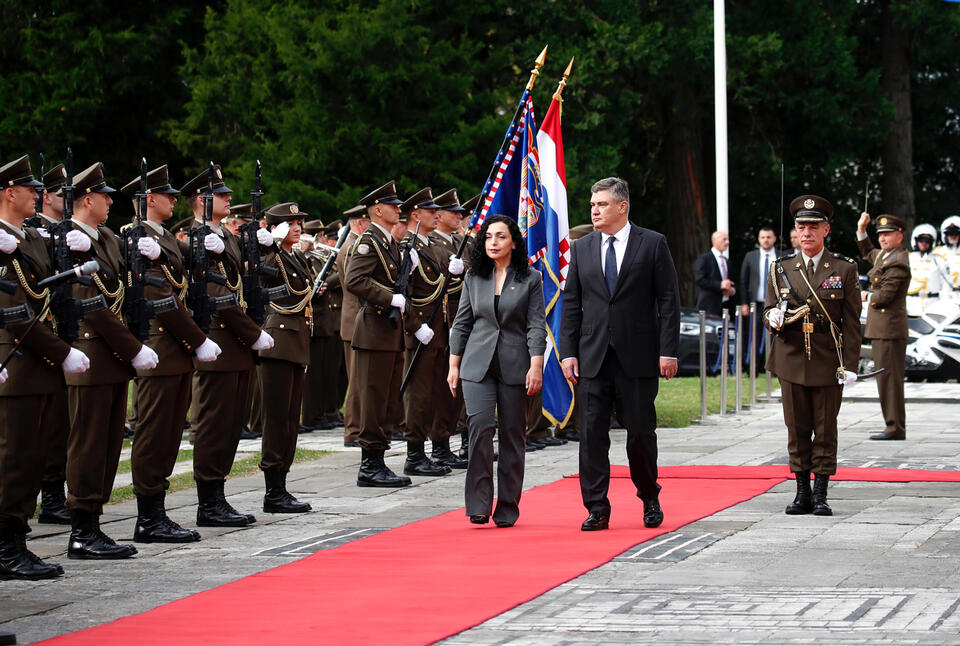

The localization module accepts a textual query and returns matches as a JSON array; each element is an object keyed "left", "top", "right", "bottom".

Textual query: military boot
[
  {"left": 0, "top": 526, "right": 62, "bottom": 580},
  {"left": 196, "top": 480, "right": 254, "bottom": 527},
  {"left": 404, "top": 442, "right": 451, "bottom": 476},
  {"left": 812, "top": 474, "right": 833, "bottom": 516},
  {"left": 431, "top": 436, "right": 468, "bottom": 469},
  {"left": 458, "top": 429, "right": 469, "bottom": 459},
  {"left": 67, "top": 510, "right": 137, "bottom": 560},
  {"left": 263, "top": 470, "right": 311, "bottom": 513},
  {"left": 784, "top": 471, "right": 813, "bottom": 515},
  {"left": 134, "top": 493, "right": 200, "bottom": 543},
  {"left": 358, "top": 449, "right": 411, "bottom": 487},
  {"left": 37, "top": 481, "right": 71, "bottom": 525}
]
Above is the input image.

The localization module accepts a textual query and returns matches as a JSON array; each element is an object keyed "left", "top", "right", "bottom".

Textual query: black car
[{"left": 677, "top": 308, "right": 740, "bottom": 376}]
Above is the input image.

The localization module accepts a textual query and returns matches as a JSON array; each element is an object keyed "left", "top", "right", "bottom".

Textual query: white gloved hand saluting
[
  {"left": 204, "top": 232, "right": 225, "bottom": 254},
  {"left": 251, "top": 330, "right": 275, "bottom": 351},
  {"left": 838, "top": 369, "right": 857, "bottom": 386},
  {"left": 61, "top": 347, "right": 90, "bottom": 374},
  {"left": 390, "top": 294, "right": 406, "bottom": 310},
  {"left": 65, "top": 229, "right": 91, "bottom": 252},
  {"left": 766, "top": 308, "right": 784, "bottom": 330},
  {"left": 0, "top": 230, "right": 18, "bottom": 254},
  {"left": 271, "top": 221, "right": 290, "bottom": 243},
  {"left": 257, "top": 227, "right": 274, "bottom": 246},
  {"left": 194, "top": 337, "right": 222, "bottom": 362},
  {"left": 408, "top": 249, "right": 419, "bottom": 275},
  {"left": 131, "top": 345, "right": 159, "bottom": 370},
  {"left": 137, "top": 236, "right": 161, "bottom": 260},
  {"left": 447, "top": 255, "right": 464, "bottom": 276},
  {"left": 414, "top": 324, "right": 434, "bottom": 345}
]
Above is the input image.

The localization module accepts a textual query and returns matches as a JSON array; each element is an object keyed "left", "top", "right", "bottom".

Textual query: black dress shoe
[
  {"left": 581, "top": 511, "right": 610, "bottom": 531},
  {"left": 38, "top": 481, "right": 72, "bottom": 525},
  {"left": 529, "top": 438, "right": 547, "bottom": 449},
  {"left": 297, "top": 425, "right": 314, "bottom": 434},
  {"left": 557, "top": 430, "right": 581, "bottom": 442},
  {"left": 0, "top": 529, "right": 62, "bottom": 580},
  {"left": 123, "top": 425, "right": 136, "bottom": 439},
  {"left": 540, "top": 436, "right": 567, "bottom": 446},
  {"left": 870, "top": 432, "right": 905, "bottom": 441},
  {"left": 525, "top": 440, "right": 545, "bottom": 452},
  {"left": 263, "top": 471, "right": 312, "bottom": 513},
  {"left": 239, "top": 426, "right": 259, "bottom": 440},
  {"left": 469, "top": 515, "right": 489, "bottom": 524},
  {"left": 643, "top": 497, "right": 664, "bottom": 528},
  {"left": 494, "top": 520, "right": 515, "bottom": 528}
]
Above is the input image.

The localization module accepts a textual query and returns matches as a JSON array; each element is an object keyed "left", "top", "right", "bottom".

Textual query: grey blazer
[{"left": 449, "top": 266, "right": 547, "bottom": 386}]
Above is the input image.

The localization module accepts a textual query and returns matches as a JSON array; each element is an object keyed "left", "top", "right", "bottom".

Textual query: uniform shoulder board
[
  {"left": 119, "top": 222, "right": 134, "bottom": 232},
  {"left": 779, "top": 252, "right": 797, "bottom": 261},
  {"left": 832, "top": 252, "right": 856, "bottom": 263}
]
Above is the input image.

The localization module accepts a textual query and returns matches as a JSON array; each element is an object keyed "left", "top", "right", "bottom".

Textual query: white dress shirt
[
  {"left": 599, "top": 221, "right": 630, "bottom": 276},
  {"left": 711, "top": 247, "right": 731, "bottom": 302},
  {"left": 756, "top": 248, "right": 775, "bottom": 303}
]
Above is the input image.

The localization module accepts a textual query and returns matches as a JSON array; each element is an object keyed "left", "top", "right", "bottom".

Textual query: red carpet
[{"left": 39, "top": 465, "right": 960, "bottom": 646}]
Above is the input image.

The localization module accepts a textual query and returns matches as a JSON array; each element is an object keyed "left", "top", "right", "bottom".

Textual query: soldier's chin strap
[{"left": 796, "top": 267, "right": 847, "bottom": 382}]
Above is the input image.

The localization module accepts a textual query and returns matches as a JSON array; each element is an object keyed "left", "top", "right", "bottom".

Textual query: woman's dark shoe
[{"left": 469, "top": 514, "right": 489, "bottom": 525}]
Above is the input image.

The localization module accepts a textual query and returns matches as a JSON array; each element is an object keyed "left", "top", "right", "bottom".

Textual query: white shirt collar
[
  {"left": 143, "top": 220, "right": 163, "bottom": 235},
  {"left": 194, "top": 218, "right": 224, "bottom": 236},
  {"left": 710, "top": 246, "right": 727, "bottom": 260},
  {"left": 73, "top": 219, "right": 99, "bottom": 241},
  {"left": 434, "top": 230, "right": 453, "bottom": 244},
  {"left": 801, "top": 247, "right": 826, "bottom": 269},
  {"left": 371, "top": 221, "right": 393, "bottom": 240},
  {"left": 601, "top": 221, "right": 630, "bottom": 245},
  {"left": 0, "top": 219, "right": 25, "bottom": 240}
]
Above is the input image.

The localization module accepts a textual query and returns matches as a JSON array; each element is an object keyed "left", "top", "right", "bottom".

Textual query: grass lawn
[{"left": 655, "top": 375, "right": 780, "bottom": 428}]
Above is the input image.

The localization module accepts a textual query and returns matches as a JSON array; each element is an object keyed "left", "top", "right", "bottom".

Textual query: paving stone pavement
[{"left": 3, "top": 382, "right": 960, "bottom": 645}]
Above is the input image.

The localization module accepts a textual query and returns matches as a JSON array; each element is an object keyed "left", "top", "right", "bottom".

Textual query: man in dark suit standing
[
  {"left": 560, "top": 177, "right": 681, "bottom": 531},
  {"left": 739, "top": 226, "right": 781, "bottom": 365},
  {"left": 694, "top": 231, "right": 735, "bottom": 315}
]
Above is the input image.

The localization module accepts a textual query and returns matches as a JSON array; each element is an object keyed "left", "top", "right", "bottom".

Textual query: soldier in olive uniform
[
  {"left": 337, "top": 205, "right": 369, "bottom": 447},
  {"left": 857, "top": 212, "right": 911, "bottom": 441},
  {"left": 232, "top": 202, "right": 263, "bottom": 440},
  {"left": 765, "top": 195, "right": 861, "bottom": 516},
  {"left": 0, "top": 156, "right": 89, "bottom": 578},
  {"left": 181, "top": 166, "right": 275, "bottom": 527},
  {"left": 256, "top": 202, "right": 313, "bottom": 513},
  {"left": 120, "top": 165, "right": 223, "bottom": 543},
  {"left": 343, "top": 181, "right": 419, "bottom": 487},
  {"left": 62, "top": 162, "right": 162, "bottom": 558}
]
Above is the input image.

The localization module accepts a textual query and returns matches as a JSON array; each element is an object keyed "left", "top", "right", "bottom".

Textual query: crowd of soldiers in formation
[{"left": 0, "top": 154, "right": 585, "bottom": 582}]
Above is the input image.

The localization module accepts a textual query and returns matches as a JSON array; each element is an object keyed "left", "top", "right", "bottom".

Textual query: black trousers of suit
[{"left": 579, "top": 346, "right": 659, "bottom": 516}]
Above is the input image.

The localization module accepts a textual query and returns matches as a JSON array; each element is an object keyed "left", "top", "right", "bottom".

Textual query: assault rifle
[
  {"left": 389, "top": 221, "right": 420, "bottom": 328},
  {"left": 309, "top": 221, "right": 351, "bottom": 301},
  {"left": 24, "top": 153, "right": 44, "bottom": 228},
  {"left": 186, "top": 162, "right": 236, "bottom": 333},
  {"left": 238, "top": 160, "right": 287, "bottom": 325},
  {"left": 120, "top": 158, "right": 178, "bottom": 341}
]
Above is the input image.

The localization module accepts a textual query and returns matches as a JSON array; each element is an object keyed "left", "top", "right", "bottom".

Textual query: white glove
[
  {"left": 131, "top": 345, "right": 159, "bottom": 370},
  {"left": 37, "top": 228, "right": 49, "bottom": 239},
  {"left": 0, "top": 367, "right": 6, "bottom": 384},
  {"left": 271, "top": 221, "right": 290, "bottom": 243},
  {"left": 204, "top": 232, "right": 225, "bottom": 254},
  {"left": 0, "top": 230, "right": 17, "bottom": 254},
  {"left": 137, "top": 236, "right": 161, "bottom": 260},
  {"left": 66, "top": 229, "right": 91, "bottom": 252},
  {"left": 766, "top": 308, "right": 784, "bottom": 330},
  {"left": 838, "top": 370, "right": 857, "bottom": 386},
  {"left": 257, "top": 227, "right": 274, "bottom": 246},
  {"left": 251, "top": 330, "right": 275, "bottom": 351},
  {"left": 390, "top": 293, "right": 406, "bottom": 310},
  {"left": 448, "top": 255, "right": 464, "bottom": 276},
  {"left": 408, "top": 248, "right": 419, "bottom": 275},
  {"left": 61, "top": 347, "right": 90, "bottom": 374},
  {"left": 414, "top": 324, "right": 434, "bottom": 345},
  {"left": 194, "top": 337, "right": 222, "bottom": 362}
]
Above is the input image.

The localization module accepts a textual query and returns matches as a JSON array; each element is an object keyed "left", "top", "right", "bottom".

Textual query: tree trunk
[
  {"left": 880, "top": 0, "right": 915, "bottom": 226},
  {"left": 664, "top": 90, "right": 710, "bottom": 306}
]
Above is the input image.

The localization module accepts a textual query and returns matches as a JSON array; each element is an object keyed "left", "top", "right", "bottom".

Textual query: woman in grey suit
[{"left": 447, "top": 215, "right": 546, "bottom": 527}]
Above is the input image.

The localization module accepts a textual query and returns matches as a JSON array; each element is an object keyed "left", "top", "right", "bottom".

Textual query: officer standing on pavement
[
  {"left": 119, "top": 165, "right": 221, "bottom": 543},
  {"left": 343, "top": 181, "right": 418, "bottom": 487},
  {"left": 765, "top": 195, "right": 861, "bottom": 517},
  {"left": 857, "top": 212, "right": 911, "bottom": 441},
  {"left": 0, "top": 155, "right": 88, "bottom": 579}
]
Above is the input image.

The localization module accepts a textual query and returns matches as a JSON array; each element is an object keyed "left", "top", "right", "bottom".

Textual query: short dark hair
[
  {"left": 758, "top": 226, "right": 775, "bottom": 234},
  {"left": 469, "top": 215, "right": 530, "bottom": 279}
]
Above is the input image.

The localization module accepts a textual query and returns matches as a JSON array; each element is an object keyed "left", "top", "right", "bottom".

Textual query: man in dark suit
[
  {"left": 739, "top": 226, "right": 781, "bottom": 365},
  {"left": 560, "top": 177, "right": 681, "bottom": 531},
  {"left": 694, "top": 230, "right": 735, "bottom": 315}
]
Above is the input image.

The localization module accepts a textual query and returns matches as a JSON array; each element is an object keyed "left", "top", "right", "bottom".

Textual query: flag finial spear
[
  {"left": 553, "top": 56, "right": 575, "bottom": 101},
  {"left": 526, "top": 45, "right": 549, "bottom": 91}
]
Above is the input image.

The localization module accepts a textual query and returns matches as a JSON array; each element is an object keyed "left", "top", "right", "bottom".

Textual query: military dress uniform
[
  {"left": 337, "top": 205, "right": 366, "bottom": 446},
  {"left": 120, "top": 166, "right": 206, "bottom": 543},
  {"left": 181, "top": 167, "right": 264, "bottom": 527},
  {"left": 256, "top": 202, "right": 313, "bottom": 513},
  {"left": 232, "top": 203, "right": 263, "bottom": 440},
  {"left": 764, "top": 195, "right": 861, "bottom": 516},
  {"left": 343, "top": 181, "right": 417, "bottom": 487},
  {"left": 858, "top": 215, "right": 911, "bottom": 440},
  {"left": 0, "top": 156, "right": 74, "bottom": 579}
]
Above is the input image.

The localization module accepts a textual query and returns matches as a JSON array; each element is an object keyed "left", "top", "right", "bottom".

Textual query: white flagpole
[{"left": 714, "top": 0, "right": 729, "bottom": 242}]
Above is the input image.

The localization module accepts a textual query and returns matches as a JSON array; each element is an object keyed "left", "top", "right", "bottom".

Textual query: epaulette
[
  {"left": 778, "top": 252, "right": 797, "bottom": 262},
  {"left": 119, "top": 222, "right": 134, "bottom": 232},
  {"left": 831, "top": 252, "right": 856, "bottom": 264}
]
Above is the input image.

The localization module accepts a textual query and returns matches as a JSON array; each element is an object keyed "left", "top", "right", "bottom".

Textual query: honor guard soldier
[
  {"left": 337, "top": 204, "right": 369, "bottom": 447},
  {"left": 181, "top": 166, "right": 275, "bottom": 527},
  {"left": 934, "top": 216, "right": 960, "bottom": 293},
  {"left": 62, "top": 162, "right": 161, "bottom": 559},
  {"left": 0, "top": 156, "right": 89, "bottom": 579},
  {"left": 25, "top": 162, "right": 73, "bottom": 525},
  {"left": 256, "top": 202, "right": 313, "bottom": 513},
  {"left": 120, "top": 165, "right": 222, "bottom": 542},
  {"left": 857, "top": 212, "right": 911, "bottom": 440},
  {"left": 301, "top": 219, "right": 345, "bottom": 431},
  {"left": 344, "top": 181, "right": 418, "bottom": 487},
  {"left": 907, "top": 224, "right": 949, "bottom": 306},
  {"left": 765, "top": 195, "right": 861, "bottom": 516},
  {"left": 232, "top": 202, "right": 264, "bottom": 440}
]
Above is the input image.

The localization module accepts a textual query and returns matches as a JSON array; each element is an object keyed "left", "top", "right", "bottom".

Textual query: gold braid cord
[
  {"left": 270, "top": 254, "right": 312, "bottom": 315},
  {"left": 12, "top": 259, "right": 53, "bottom": 325},
  {"left": 218, "top": 261, "right": 246, "bottom": 309},
  {"left": 98, "top": 274, "right": 124, "bottom": 315},
  {"left": 161, "top": 264, "right": 189, "bottom": 302},
  {"left": 796, "top": 269, "right": 846, "bottom": 375}
]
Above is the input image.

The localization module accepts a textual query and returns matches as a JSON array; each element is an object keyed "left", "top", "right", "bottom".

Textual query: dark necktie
[
  {"left": 807, "top": 258, "right": 815, "bottom": 280},
  {"left": 605, "top": 237, "right": 618, "bottom": 295}
]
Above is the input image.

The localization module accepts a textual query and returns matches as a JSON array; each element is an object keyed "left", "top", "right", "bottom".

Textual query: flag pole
[{"left": 400, "top": 46, "right": 548, "bottom": 395}]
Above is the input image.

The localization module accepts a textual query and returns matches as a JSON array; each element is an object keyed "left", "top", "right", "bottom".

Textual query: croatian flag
[{"left": 531, "top": 95, "right": 574, "bottom": 427}]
